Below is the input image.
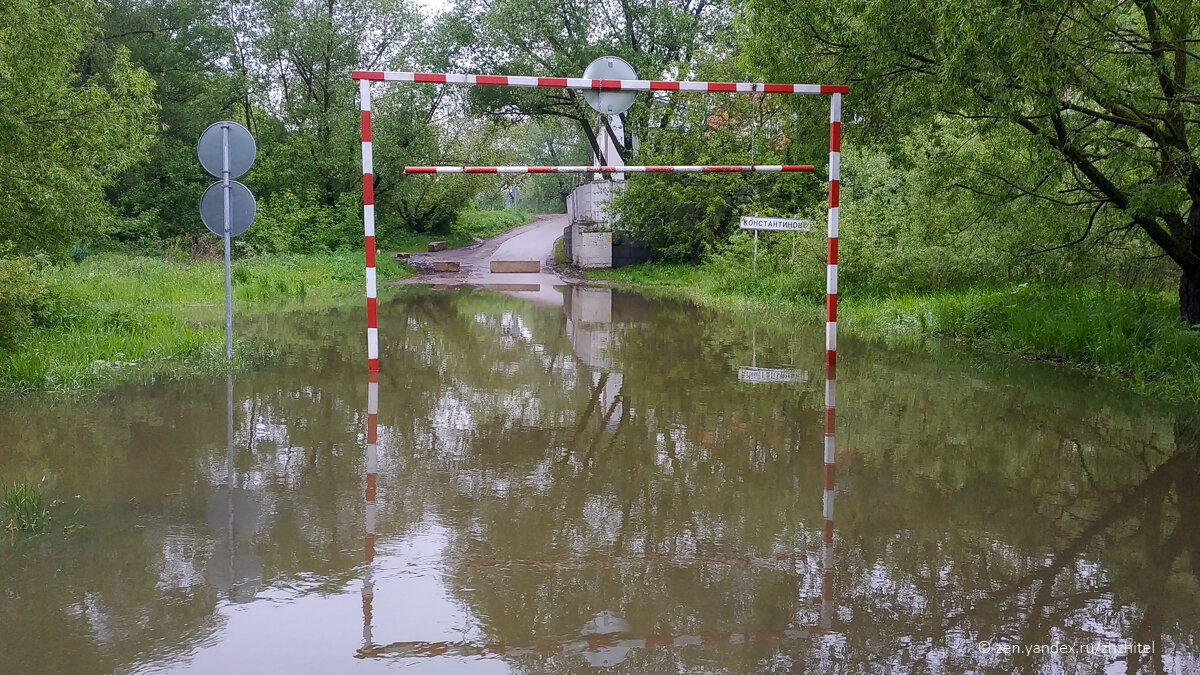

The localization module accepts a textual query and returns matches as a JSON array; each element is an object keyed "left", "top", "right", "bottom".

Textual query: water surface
[{"left": 2, "top": 285, "right": 1199, "bottom": 673}]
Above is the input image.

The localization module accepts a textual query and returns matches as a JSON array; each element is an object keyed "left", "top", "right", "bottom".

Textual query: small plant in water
[{"left": 3, "top": 478, "right": 53, "bottom": 535}]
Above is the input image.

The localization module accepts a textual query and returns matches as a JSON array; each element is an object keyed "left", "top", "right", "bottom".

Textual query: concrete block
[
  {"left": 572, "top": 226, "right": 613, "bottom": 268},
  {"left": 486, "top": 283, "right": 541, "bottom": 292},
  {"left": 428, "top": 241, "right": 447, "bottom": 252},
  {"left": 432, "top": 261, "right": 460, "bottom": 273},
  {"left": 490, "top": 260, "right": 540, "bottom": 273}
]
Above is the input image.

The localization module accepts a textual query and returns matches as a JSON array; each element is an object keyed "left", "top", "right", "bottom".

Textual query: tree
[
  {"left": 614, "top": 36, "right": 817, "bottom": 261},
  {"left": 447, "top": 0, "right": 733, "bottom": 164},
  {"left": 90, "top": 0, "right": 247, "bottom": 243},
  {"left": 745, "top": 0, "right": 1200, "bottom": 322},
  {"left": 506, "top": 118, "right": 593, "bottom": 212},
  {"left": 247, "top": 0, "right": 482, "bottom": 238},
  {"left": 0, "top": 0, "right": 157, "bottom": 253}
]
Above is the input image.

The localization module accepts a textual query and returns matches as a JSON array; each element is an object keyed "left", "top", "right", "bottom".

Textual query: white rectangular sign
[
  {"left": 738, "top": 367, "right": 810, "bottom": 384},
  {"left": 739, "top": 216, "right": 812, "bottom": 232}
]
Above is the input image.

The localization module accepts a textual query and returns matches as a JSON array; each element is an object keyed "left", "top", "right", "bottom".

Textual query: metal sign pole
[
  {"left": 222, "top": 123, "right": 233, "bottom": 361},
  {"left": 753, "top": 229, "right": 758, "bottom": 274},
  {"left": 198, "top": 119, "right": 255, "bottom": 365}
]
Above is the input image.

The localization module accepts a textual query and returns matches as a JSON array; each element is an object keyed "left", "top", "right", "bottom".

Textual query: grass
[
  {"left": 0, "top": 250, "right": 411, "bottom": 393},
  {"left": 3, "top": 479, "right": 51, "bottom": 534},
  {"left": 386, "top": 208, "right": 530, "bottom": 252},
  {"left": 553, "top": 237, "right": 569, "bottom": 266},
  {"left": 588, "top": 262, "right": 1200, "bottom": 402}
]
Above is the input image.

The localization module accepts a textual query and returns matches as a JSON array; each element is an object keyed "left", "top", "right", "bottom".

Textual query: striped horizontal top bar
[
  {"left": 352, "top": 71, "right": 848, "bottom": 95},
  {"left": 405, "top": 165, "right": 814, "bottom": 175}
]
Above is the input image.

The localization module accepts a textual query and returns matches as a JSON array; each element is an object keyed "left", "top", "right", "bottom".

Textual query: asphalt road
[{"left": 399, "top": 213, "right": 570, "bottom": 305}]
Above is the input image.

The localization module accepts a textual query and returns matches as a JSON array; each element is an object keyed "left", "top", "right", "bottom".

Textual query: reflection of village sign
[
  {"left": 738, "top": 325, "right": 809, "bottom": 384},
  {"left": 739, "top": 215, "right": 813, "bottom": 272},
  {"left": 738, "top": 366, "right": 809, "bottom": 384}
]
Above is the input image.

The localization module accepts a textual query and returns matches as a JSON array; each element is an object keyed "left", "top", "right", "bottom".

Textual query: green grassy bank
[
  {"left": 386, "top": 209, "right": 531, "bottom": 252},
  {"left": 0, "top": 251, "right": 409, "bottom": 393},
  {"left": 588, "top": 262, "right": 1200, "bottom": 402}
]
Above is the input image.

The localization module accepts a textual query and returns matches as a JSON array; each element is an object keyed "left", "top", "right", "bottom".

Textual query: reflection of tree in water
[
  {"left": 2, "top": 288, "right": 1200, "bottom": 673},
  {"left": 368, "top": 290, "right": 1200, "bottom": 673}
]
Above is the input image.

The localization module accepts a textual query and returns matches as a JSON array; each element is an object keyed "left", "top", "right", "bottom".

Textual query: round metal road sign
[
  {"left": 197, "top": 121, "right": 256, "bottom": 179},
  {"left": 200, "top": 181, "right": 257, "bottom": 237},
  {"left": 582, "top": 57, "right": 637, "bottom": 116}
]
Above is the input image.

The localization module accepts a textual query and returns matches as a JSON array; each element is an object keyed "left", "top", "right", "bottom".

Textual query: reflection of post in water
[
  {"left": 226, "top": 374, "right": 234, "bottom": 600},
  {"left": 362, "top": 371, "right": 379, "bottom": 648},
  {"left": 205, "top": 373, "right": 261, "bottom": 601},
  {"left": 821, "top": 429, "right": 834, "bottom": 632},
  {"left": 822, "top": 304, "right": 837, "bottom": 630}
]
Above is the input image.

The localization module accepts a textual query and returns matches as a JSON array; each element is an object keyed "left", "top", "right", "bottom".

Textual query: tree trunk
[{"left": 1180, "top": 268, "right": 1200, "bottom": 325}]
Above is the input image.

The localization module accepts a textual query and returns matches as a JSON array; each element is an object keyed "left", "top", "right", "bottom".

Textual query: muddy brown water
[{"left": 2, "top": 286, "right": 1199, "bottom": 674}]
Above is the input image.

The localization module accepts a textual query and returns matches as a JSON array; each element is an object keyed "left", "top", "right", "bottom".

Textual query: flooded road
[{"left": 2, "top": 286, "right": 1199, "bottom": 673}]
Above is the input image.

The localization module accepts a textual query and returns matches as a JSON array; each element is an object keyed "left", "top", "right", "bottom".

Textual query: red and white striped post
[
  {"left": 360, "top": 80, "right": 379, "bottom": 373},
  {"left": 820, "top": 92, "right": 841, "bottom": 632}
]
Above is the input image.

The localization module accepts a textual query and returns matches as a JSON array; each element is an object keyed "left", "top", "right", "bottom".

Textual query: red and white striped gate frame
[{"left": 359, "top": 75, "right": 842, "bottom": 482}]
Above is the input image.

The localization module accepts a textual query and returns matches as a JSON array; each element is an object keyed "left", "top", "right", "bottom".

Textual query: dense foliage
[
  {"left": 744, "top": 0, "right": 1200, "bottom": 321},
  {"left": 0, "top": 0, "right": 157, "bottom": 254},
  {"left": 2, "top": 0, "right": 1199, "bottom": 355}
]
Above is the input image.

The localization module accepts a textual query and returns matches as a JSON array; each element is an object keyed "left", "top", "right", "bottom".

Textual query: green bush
[
  {"left": 0, "top": 247, "right": 57, "bottom": 348},
  {"left": 236, "top": 191, "right": 363, "bottom": 255}
]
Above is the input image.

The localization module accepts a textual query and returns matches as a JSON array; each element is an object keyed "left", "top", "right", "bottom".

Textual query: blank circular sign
[
  {"left": 200, "top": 181, "right": 256, "bottom": 237},
  {"left": 582, "top": 57, "right": 637, "bottom": 116},
  {"left": 197, "top": 121, "right": 256, "bottom": 179}
]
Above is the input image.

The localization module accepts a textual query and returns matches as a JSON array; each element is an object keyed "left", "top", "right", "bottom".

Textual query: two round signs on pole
[{"left": 197, "top": 121, "right": 257, "bottom": 237}]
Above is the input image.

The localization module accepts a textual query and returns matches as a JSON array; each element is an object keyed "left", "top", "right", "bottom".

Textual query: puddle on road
[{"left": 2, "top": 286, "right": 1199, "bottom": 673}]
